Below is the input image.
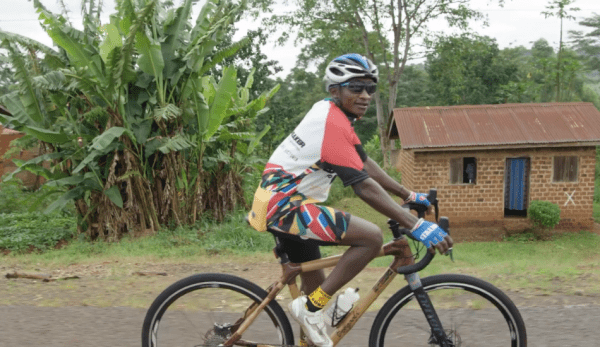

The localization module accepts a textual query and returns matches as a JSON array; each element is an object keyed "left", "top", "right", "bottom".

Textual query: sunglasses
[{"left": 340, "top": 81, "right": 377, "bottom": 95}]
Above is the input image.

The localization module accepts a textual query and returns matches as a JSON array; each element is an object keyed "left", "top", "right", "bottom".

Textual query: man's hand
[
  {"left": 405, "top": 191, "right": 430, "bottom": 207},
  {"left": 405, "top": 191, "right": 434, "bottom": 215},
  {"left": 411, "top": 219, "right": 453, "bottom": 255}
]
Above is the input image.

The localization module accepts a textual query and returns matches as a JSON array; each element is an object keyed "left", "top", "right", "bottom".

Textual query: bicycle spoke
[
  {"left": 143, "top": 275, "right": 293, "bottom": 347},
  {"left": 371, "top": 275, "right": 526, "bottom": 347}
]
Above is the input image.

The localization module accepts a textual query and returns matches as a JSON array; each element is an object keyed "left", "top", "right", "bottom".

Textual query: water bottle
[{"left": 325, "top": 287, "right": 359, "bottom": 327}]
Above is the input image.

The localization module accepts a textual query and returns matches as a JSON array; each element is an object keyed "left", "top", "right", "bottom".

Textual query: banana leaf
[
  {"left": 136, "top": 32, "right": 164, "bottom": 77},
  {"left": 89, "top": 127, "right": 133, "bottom": 150},
  {"left": 247, "top": 125, "right": 271, "bottom": 154},
  {"left": 104, "top": 186, "right": 123, "bottom": 208},
  {"left": 162, "top": 0, "right": 194, "bottom": 59},
  {"left": 2, "top": 41, "right": 46, "bottom": 125},
  {"left": 99, "top": 23, "right": 123, "bottom": 63},
  {"left": 0, "top": 92, "right": 33, "bottom": 127},
  {"left": 44, "top": 186, "right": 85, "bottom": 214},
  {"left": 204, "top": 66, "right": 236, "bottom": 141},
  {"left": 22, "top": 126, "right": 70, "bottom": 144}
]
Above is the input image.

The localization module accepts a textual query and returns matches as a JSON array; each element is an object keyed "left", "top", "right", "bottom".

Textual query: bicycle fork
[{"left": 405, "top": 272, "right": 453, "bottom": 347}]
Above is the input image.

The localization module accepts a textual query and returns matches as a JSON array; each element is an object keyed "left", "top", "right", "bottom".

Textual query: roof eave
[{"left": 405, "top": 141, "right": 600, "bottom": 152}]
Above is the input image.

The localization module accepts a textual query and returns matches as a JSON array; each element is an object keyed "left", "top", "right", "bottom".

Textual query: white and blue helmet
[{"left": 324, "top": 53, "right": 378, "bottom": 91}]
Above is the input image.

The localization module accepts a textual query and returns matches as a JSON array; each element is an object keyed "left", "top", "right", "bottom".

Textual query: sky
[{"left": 1, "top": 0, "right": 599, "bottom": 78}]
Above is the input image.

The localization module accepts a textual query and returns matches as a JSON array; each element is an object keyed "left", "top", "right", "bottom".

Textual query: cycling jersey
[{"left": 247, "top": 99, "right": 369, "bottom": 242}]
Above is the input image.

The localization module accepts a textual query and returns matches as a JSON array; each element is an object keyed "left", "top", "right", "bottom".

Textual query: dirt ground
[{"left": 1, "top": 258, "right": 600, "bottom": 346}]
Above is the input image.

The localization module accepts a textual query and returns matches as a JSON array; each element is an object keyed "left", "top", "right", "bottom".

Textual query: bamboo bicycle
[{"left": 142, "top": 190, "right": 527, "bottom": 346}]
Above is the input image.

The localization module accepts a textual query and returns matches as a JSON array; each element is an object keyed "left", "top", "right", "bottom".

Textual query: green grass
[
  {"left": 2, "top": 182, "right": 600, "bottom": 294},
  {"left": 0, "top": 209, "right": 277, "bottom": 264},
  {"left": 594, "top": 202, "right": 600, "bottom": 223}
]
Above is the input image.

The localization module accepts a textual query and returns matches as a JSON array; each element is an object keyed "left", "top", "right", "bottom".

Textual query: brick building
[
  {"left": 389, "top": 102, "right": 600, "bottom": 239},
  {"left": 0, "top": 123, "right": 42, "bottom": 188}
]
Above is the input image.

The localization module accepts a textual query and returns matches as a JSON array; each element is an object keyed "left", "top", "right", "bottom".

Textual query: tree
[
  {"left": 260, "top": 68, "right": 326, "bottom": 152},
  {"left": 395, "top": 64, "right": 435, "bottom": 107},
  {"left": 258, "top": 0, "right": 493, "bottom": 168},
  {"left": 213, "top": 28, "right": 283, "bottom": 99},
  {"left": 494, "top": 38, "right": 597, "bottom": 106},
  {"left": 570, "top": 14, "right": 600, "bottom": 72},
  {"left": 494, "top": 46, "right": 540, "bottom": 103},
  {"left": 542, "top": 0, "right": 580, "bottom": 101},
  {"left": 425, "top": 34, "right": 518, "bottom": 105},
  {"left": 0, "top": 0, "right": 278, "bottom": 239}
]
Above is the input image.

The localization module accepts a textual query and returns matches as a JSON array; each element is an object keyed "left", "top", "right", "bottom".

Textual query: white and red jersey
[{"left": 261, "top": 99, "right": 369, "bottom": 202}]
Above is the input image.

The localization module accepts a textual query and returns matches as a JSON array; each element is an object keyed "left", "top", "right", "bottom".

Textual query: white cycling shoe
[{"left": 288, "top": 296, "right": 333, "bottom": 347}]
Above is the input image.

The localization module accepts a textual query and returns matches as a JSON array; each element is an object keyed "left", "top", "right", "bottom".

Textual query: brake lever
[{"left": 437, "top": 216, "right": 453, "bottom": 262}]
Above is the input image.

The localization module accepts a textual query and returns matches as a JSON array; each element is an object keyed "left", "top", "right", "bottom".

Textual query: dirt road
[
  {"left": 0, "top": 305, "right": 599, "bottom": 346},
  {"left": 1, "top": 260, "right": 599, "bottom": 346}
]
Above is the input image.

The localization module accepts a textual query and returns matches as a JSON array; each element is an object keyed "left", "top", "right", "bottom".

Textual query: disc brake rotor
[{"left": 199, "top": 323, "right": 233, "bottom": 347}]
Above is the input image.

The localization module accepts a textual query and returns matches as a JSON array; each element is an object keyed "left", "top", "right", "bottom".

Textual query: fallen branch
[
  {"left": 5, "top": 272, "right": 80, "bottom": 282},
  {"left": 133, "top": 271, "right": 168, "bottom": 276}
]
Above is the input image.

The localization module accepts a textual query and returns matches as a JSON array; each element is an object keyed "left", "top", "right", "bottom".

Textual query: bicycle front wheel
[
  {"left": 369, "top": 274, "right": 527, "bottom": 347},
  {"left": 142, "top": 273, "right": 294, "bottom": 347}
]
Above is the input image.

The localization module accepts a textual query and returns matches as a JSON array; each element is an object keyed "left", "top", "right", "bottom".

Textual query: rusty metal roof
[{"left": 389, "top": 102, "right": 600, "bottom": 150}]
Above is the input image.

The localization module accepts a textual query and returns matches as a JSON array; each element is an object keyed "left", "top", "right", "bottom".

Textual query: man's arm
[
  {"left": 363, "top": 157, "right": 410, "bottom": 200},
  {"left": 352, "top": 177, "right": 452, "bottom": 255},
  {"left": 351, "top": 177, "right": 418, "bottom": 229}
]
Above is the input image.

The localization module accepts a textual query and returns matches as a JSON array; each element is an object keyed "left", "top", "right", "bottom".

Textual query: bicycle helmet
[{"left": 324, "top": 53, "right": 378, "bottom": 91}]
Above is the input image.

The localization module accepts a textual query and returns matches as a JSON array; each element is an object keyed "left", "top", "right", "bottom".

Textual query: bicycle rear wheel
[
  {"left": 142, "top": 273, "right": 294, "bottom": 347},
  {"left": 369, "top": 274, "right": 527, "bottom": 347}
]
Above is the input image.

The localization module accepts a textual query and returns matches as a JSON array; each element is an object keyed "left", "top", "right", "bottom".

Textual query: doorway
[{"left": 504, "top": 158, "right": 530, "bottom": 217}]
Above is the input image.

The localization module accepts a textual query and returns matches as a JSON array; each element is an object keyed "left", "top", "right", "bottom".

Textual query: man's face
[{"left": 330, "top": 77, "right": 376, "bottom": 117}]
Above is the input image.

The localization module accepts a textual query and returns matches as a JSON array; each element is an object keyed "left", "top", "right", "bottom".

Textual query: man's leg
[
  {"left": 300, "top": 270, "right": 326, "bottom": 296},
  {"left": 283, "top": 206, "right": 382, "bottom": 346},
  {"left": 318, "top": 215, "right": 383, "bottom": 295},
  {"left": 299, "top": 215, "right": 382, "bottom": 296}
]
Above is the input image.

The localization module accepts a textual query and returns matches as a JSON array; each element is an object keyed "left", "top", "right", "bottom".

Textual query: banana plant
[{"left": 0, "top": 0, "right": 278, "bottom": 239}]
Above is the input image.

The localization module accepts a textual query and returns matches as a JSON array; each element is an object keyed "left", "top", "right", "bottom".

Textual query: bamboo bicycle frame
[{"left": 223, "top": 236, "right": 417, "bottom": 347}]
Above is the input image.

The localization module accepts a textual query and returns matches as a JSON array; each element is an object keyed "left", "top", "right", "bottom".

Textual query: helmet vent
[
  {"left": 347, "top": 68, "right": 365, "bottom": 74},
  {"left": 329, "top": 67, "right": 344, "bottom": 76}
]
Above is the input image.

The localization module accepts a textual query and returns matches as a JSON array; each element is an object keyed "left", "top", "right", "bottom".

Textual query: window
[
  {"left": 450, "top": 157, "right": 477, "bottom": 184},
  {"left": 553, "top": 156, "right": 578, "bottom": 182}
]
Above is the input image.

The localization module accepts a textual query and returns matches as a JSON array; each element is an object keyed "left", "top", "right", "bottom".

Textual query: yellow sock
[{"left": 306, "top": 286, "right": 331, "bottom": 312}]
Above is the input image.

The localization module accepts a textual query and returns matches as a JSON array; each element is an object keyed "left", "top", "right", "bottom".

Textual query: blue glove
[
  {"left": 405, "top": 191, "right": 431, "bottom": 207},
  {"left": 411, "top": 219, "right": 448, "bottom": 248}
]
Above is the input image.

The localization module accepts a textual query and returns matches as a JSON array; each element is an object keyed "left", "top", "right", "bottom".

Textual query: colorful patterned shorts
[{"left": 266, "top": 195, "right": 351, "bottom": 243}]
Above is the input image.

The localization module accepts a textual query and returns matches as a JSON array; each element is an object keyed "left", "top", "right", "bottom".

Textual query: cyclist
[{"left": 247, "top": 53, "right": 453, "bottom": 347}]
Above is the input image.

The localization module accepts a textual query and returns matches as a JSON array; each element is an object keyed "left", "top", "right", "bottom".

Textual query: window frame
[
  {"left": 449, "top": 157, "right": 477, "bottom": 185},
  {"left": 552, "top": 156, "right": 578, "bottom": 183}
]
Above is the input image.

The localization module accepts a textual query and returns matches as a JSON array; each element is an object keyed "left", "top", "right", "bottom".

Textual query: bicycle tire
[
  {"left": 141, "top": 272, "right": 295, "bottom": 347},
  {"left": 369, "top": 274, "right": 527, "bottom": 347}
]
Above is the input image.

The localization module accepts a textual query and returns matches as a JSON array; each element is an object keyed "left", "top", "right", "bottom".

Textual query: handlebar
[{"left": 387, "top": 189, "right": 451, "bottom": 274}]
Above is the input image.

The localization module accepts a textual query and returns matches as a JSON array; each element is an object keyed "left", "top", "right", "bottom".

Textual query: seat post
[{"left": 273, "top": 236, "right": 290, "bottom": 264}]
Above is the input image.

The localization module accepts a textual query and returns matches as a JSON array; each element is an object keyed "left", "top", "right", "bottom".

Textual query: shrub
[
  {"left": 364, "top": 134, "right": 384, "bottom": 166},
  {"left": 528, "top": 200, "right": 561, "bottom": 230},
  {"left": 0, "top": 181, "right": 75, "bottom": 215},
  {"left": 0, "top": 212, "right": 76, "bottom": 252}
]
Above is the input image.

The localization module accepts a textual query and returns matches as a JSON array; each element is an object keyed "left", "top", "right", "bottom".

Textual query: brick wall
[
  {"left": 396, "top": 149, "right": 415, "bottom": 189},
  {"left": 395, "top": 146, "right": 596, "bottom": 235}
]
